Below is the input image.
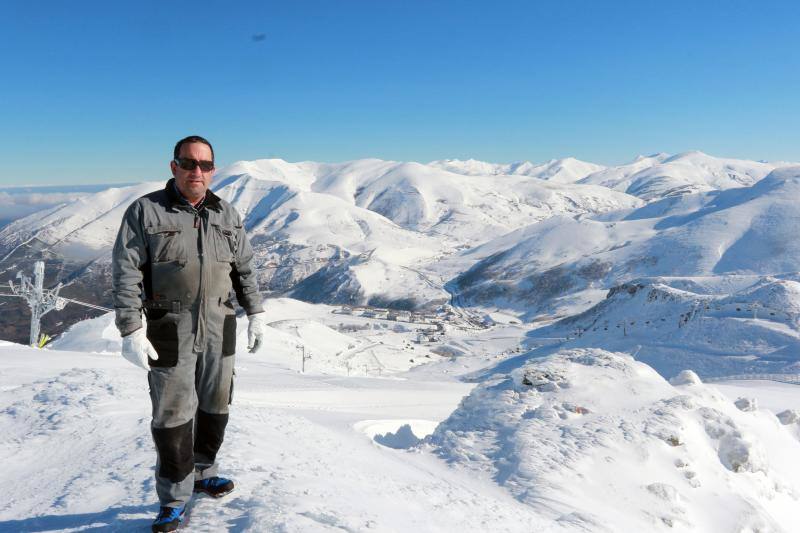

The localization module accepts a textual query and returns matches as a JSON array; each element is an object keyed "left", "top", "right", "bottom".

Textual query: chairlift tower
[{"left": 9, "top": 261, "right": 66, "bottom": 346}]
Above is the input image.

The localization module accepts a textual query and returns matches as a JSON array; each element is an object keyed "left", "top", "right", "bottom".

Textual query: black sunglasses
[{"left": 174, "top": 158, "right": 215, "bottom": 172}]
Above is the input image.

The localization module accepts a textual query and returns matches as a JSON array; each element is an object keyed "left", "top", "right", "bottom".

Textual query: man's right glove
[
  {"left": 247, "top": 312, "right": 267, "bottom": 353},
  {"left": 121, "top": 328, "right": 159, "bottom": 370}
]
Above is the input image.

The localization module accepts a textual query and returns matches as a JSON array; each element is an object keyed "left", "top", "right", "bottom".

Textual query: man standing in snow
[{"left": 111, "top": 135, "right": 267, "bottom": 532}]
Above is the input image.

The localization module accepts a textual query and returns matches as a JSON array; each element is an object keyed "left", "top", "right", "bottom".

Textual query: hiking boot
[
  {"left": 151, "top": 505, "right": 185, "bottom": 532},
  {"left": 194, "top": 476, "right": 235, "bottom": 498}
]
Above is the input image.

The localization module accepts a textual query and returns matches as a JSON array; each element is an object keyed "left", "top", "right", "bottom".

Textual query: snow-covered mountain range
[
  {"left": 1, "top": 151, "right": 799, "bottom": 375},
  {"left": 448, "top": 166, "right": 800, "bottom": 318}
]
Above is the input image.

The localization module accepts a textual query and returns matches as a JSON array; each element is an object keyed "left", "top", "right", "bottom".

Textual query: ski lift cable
[
  {"left": 0, "top": 292, "right": 112, "bottom": 313},
  {"left": 58, "top": 298, "right": 114, "bottom": 313}
]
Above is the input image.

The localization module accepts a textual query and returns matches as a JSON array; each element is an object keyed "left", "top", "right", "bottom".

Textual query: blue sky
[{"left": 1, "top": 0, "right": 799, "bottom": 186}]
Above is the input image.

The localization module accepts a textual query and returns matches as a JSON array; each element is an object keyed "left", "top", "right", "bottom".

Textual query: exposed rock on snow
[
  {"left": 776, "top": 409, "right": 800, "bottom": 425},
  {"left": 734, "top": 397, "right": 758, "bottom": 412},
  {"left": 521, "top": 368, "right": 569, "bottom": 391}
]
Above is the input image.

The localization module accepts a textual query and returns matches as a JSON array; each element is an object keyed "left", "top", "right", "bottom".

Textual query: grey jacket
[{"left": 112, "top": 179, "right": 263, "bottom": 350}]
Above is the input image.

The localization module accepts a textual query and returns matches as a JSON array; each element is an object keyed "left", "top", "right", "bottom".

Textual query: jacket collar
[{"left": 165, "top": 178, "right": 222, "bottom": 211}]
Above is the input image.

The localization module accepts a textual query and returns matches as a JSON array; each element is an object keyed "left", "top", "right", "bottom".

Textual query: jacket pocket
[
  {"left": 146, "top": 225, "right": 186, "bottom": 263},
  {"left": 146, "top": 315, "right": 180, "bottom": 367},
  {"left": 222, "top": 314, "right": 236, "bottom": 356},
  {"left": 212, "top": 224, "right": 237, "bottom": 263}
]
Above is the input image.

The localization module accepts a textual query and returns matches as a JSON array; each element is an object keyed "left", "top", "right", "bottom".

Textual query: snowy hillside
[
  {"left": 428, "top": 157, "right": 606, "bottom": 183},
  {"left": 578, "top": 151, "right": 785, "bottom": 201},
  {"left": 52, "top": 298, "right": 443, "bottom": 377},
  {"left": 528, "top": 276, "right": 800, "bottom": 377},
  {"left": 0, "top": 182, "right": 162, "bottom": 264},
  {"left": 4, "top": 322, "right": 800, "bottom": 531},
  {"left": 429, "top": 348, "right": 800, "bottom": 532},
  {"left": 211, "top": 166, "right": 451, "bottom": 306},
  {"left": 0, "top": 156, "right": 641, "bottom": 331},
  {"left": 447, "top": 166, "right": 800, "bottom": 318},
  {"left": 2, "top": 152, "right": 799, "bottom": 375},
  {"left": 216, "top": 158, "right": 639, "bottom": 244}
]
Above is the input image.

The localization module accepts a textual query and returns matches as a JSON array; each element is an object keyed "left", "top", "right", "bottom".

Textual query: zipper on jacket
[{"left": 194, "top": 208, "right": 207, "bottom": 352}]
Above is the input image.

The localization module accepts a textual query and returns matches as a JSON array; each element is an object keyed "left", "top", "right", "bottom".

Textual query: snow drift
[{"left": 428, "top": 348, "right": 800, "bottom": 532}]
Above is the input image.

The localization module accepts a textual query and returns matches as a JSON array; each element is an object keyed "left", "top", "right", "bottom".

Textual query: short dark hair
[{"left": 174, "top": 135, "right": 214, "bottom": 161}]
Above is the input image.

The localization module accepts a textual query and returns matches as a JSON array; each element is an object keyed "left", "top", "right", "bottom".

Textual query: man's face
[{"left": 170, "top": 142, "right": 215, "bottom": 202}]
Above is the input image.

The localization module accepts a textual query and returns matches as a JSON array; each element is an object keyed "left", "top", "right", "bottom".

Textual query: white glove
[
  {"left": 247, "top": 312, "right": 267, "bottom": 353},
  {"left": 121, "top": 328, "right": 159, "bottom": 370}
]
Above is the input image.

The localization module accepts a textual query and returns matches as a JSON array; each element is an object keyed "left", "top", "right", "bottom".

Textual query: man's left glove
[
  {"left": 120, "top": 328, "right": 159, "bottom": 370},
  {"left": 247, "top": 312, "right": 267, "bottom": 353}
]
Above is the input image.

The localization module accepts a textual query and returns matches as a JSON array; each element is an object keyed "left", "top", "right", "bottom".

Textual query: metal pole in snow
[{"left": 10, "top": 261, "right": 63, "bottom": 346}]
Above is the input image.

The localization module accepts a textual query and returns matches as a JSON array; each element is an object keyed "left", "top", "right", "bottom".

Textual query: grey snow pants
[{"left": 146, "top": 307, "right": 237, "bottom": 507}]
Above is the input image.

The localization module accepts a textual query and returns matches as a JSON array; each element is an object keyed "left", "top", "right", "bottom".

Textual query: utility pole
[
  {"left": 293, "top": 324, "right": 311, "bottom": 373},
  {"left": 9, "top": 261, "right": 66, "bottom": 346}
]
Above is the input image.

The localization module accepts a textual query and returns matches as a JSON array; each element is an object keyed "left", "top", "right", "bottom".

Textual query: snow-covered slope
[
  {"left": 210, "top": 158, "right": 640, "bottom": 308},
  {"left": 429, "top": 157, "right": 606, "bottom": 183},
  {"left": 0, "top": 157, "right": 641, "bottom": 323},
  {"left": 429, "top": 348, "right": 800, "bottom": 532},
  {"left": 0, "top": 182, "right": 162, "bottom": 263},
  {"left": 1, "top": 338, "right": 543, "bottom": 531},
  {"left": 9, "top": 301, "right": 800, "bottom": 532},
  {"left": 529, "top": 276, "right": 800, "bottom": 377},
  {"left": 52, "top": 298, "right": 443, "bottom": 376},
  {"left": 218, "top": 158, "right": 639, "bottom": 243},
  {"left": 447, "top": 166, "right": 800, "bottom": 318},
  {"left": 578, "top": 151, "right": 786, "bottom": 201},
  {"left": 2, "top": 152, "right": 798, "bottom": 346},
  {"left": 212, "top": 165, "right": 451, "bottom": 306}
]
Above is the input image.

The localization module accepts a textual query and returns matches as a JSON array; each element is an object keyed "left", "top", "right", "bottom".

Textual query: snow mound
[
  {"left": 49, "top": 312, "right": 119, "bottom": 353},
  {"left": 670, "top": 370, "right": 702, "bottom": 386},
  {"left": 734, "top": 397, "right": 759, "bottom": 412},
  {"left": 427, "top": 349, "right": 800, "bottom": 532}
]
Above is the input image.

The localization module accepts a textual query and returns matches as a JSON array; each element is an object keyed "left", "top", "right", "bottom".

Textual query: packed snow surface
[
  {"left": 428, "top": 348, "right": 800, "bottom": 532},
  {"left": 4, "top": 299, "right": 800, "bottom": 532}
]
